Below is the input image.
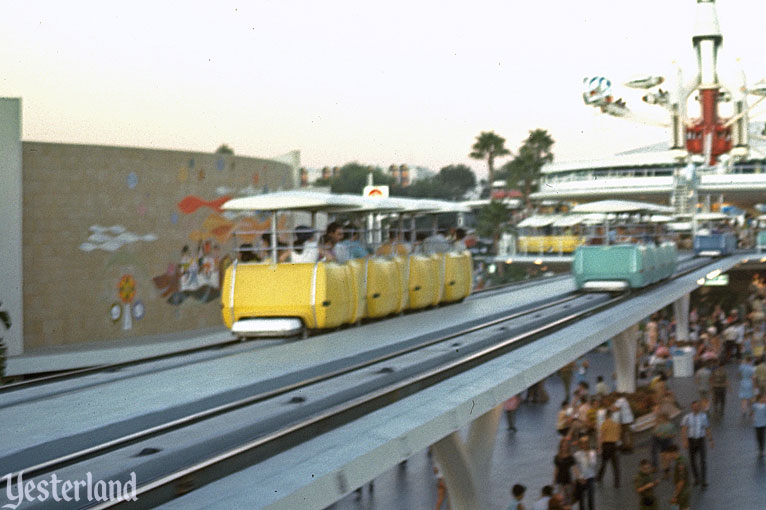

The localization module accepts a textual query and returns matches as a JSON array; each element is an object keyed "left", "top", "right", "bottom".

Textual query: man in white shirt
[
  {"left": 573, "top": 436, "right": 597, "bottom": 510},
  {"left": 531, "top": 485, "right": 553, "bottom": 510},
  {"left": 680, "top": 400, "right": 714, "bottom": 488},
  {"left": 614, "top": 392, "right": 635, "bottom": 451}
]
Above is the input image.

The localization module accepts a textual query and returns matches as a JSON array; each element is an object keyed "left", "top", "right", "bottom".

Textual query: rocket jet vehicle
[{"left": 625, "top": 75, "right": 665, "bottom": 89}]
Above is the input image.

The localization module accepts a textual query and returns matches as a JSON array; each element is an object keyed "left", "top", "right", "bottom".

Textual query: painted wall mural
[
  {"left": 152, "top": 195, "right": 287, "bottom": 307},
  {"left": 80, "top": 225, "right": 158, "bottom": 252},
  {"left": 176, "top": 195, "right": 230, "bottom": 214}
]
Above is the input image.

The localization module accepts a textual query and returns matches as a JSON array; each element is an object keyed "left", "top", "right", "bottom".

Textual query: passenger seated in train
[
  {"left": 411, "top": 231, "right": 429, "bottom": 254},
  {"left": 453, "top": 228, "right": 467, "bottom": 251},
  {"left": 338, "top": 223, "right": 369, "bottom": 260},
  {"left": 260, "top": 232, "right": 288, "bottom": 262},
  {"left": 238, "top": 243, "right": 257, "bottom": 262},
  {"left": 321, "top": 222, "right": 345, "bottom": 262},
  {"left": 375, "top": 228, "right": 409, "bottom": 257},
  {"left": 279, "top": 226, "right": 319, "bottom": 263},
  {"left": 423, "top": 228, "right": 451, "bottom": 255}
]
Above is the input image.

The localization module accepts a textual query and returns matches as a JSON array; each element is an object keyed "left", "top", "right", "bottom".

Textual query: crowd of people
[
  {"left": 238, "top": 223, "right": 469, "bottom": 265},
  {"left": 502, "top": 275, "right": 766, "bottom": 510}
]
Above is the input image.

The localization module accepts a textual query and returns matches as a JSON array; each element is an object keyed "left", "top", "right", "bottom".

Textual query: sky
[{"left": 3, "top": 0, "right": 766, "bottom": 178}]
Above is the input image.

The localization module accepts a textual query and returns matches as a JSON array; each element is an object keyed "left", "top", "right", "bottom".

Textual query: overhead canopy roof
[
  {"left": 570, "top": 200, "right": 674, "bottom": 214},
  {"left": 517, "top": 215, "right": 560, "bottom": 228},
  {"left": 693, "top": 212, "right": 730, "bottom": 221},
  {"left": 222, "top": 191, "right": 362, "bottom": 212},
  {"left": 551, "top": 215, "right": 585, "bottom": 227},
  {"left": 418, "top": 199, "right": 472, "bottom": 214},
  {"left": 223, "top": 191, "right": 470, "bottom": 214},
  {"left": 327, "top": 195, "right": 403, "bottom": 213}
]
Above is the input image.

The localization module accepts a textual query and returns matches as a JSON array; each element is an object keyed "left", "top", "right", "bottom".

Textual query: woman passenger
[{"left": 280, "top": 226, "right": 318, "bottom": 263}]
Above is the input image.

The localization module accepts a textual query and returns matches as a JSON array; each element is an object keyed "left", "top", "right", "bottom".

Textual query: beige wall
[{"left": 22, "top": 142, "right": 295, "bottom": 351}]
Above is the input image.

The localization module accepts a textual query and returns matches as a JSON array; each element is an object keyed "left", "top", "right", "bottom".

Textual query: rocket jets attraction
[{"left": 584, "top": 0, "right": 758, "bottom": 166}]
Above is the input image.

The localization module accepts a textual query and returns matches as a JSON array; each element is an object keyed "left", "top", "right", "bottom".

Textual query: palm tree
[
  {"left": 499, "top": 129, "right": 554, "bottom": 209},
  {"left": 470, "top": 131, "right": 511, "bottom": 192}
]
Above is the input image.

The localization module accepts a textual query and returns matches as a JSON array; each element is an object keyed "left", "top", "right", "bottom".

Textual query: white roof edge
[
  {"left": 570, "top": 199, "right": 674, "bottom": 214},
  {"left": 542, "top": 151, "right": 681, "bottom": 174}
]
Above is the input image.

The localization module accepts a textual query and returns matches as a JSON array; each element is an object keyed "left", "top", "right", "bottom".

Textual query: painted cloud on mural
[{"left": 80, "top": 225, "right": 158, "bottom": 252}]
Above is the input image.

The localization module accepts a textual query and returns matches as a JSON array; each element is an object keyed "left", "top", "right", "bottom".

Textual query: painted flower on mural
[{"left": 79, "top": 225, "right": 158, "bottom": 252}]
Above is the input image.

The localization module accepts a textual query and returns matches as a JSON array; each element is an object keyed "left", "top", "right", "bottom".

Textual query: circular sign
[
  {"left": 109, "top": 302, "right": 122, "bottom": 323},
  {"left": 132, "top": 300, "right": 145, "bottom": 320},
  {"left": 118, "top": 275, "right": 136, "bottom": 304}
]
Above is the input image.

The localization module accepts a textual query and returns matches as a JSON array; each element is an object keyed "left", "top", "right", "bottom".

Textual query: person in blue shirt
[
  {"left": 680, "top": 400, "right": 714, "bottom": 488},
  {"left": 752, "top": 392, "right": 766, "bottom": 457}
]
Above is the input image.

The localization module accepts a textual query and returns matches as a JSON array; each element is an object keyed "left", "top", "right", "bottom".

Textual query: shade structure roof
[
  {"left": 223, "top": 191, "right": 470, "bottom": 215},
  {"left": 551, "top": 215, "right": 586, "bottom": 227},
  {"left": 517, "top": 215, "right": 560, "bottom": 228},
  {"left": 222, "top": 190, "right": 362, "bottom": 212},
  {"left": 570, "top": 200, "right": 674, "bottom": 214}
]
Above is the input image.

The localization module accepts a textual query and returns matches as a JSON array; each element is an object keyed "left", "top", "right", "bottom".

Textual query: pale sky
[{"left": 3, "top": 0, "right": 766, "bottom": 178}]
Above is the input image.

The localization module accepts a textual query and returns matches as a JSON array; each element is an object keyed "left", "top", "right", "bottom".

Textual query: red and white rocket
[{"left": 680, "top": 0, "right": 748, "bottom": 164}]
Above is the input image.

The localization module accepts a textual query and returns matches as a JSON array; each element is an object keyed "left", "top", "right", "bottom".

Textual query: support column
[
  {"left": 432, "top": 405, "right": 502, "bottom": 510},
  {"left": 673, "top": 294, "right": 690, "bottom": 343},
  {"left": 612, "top": 324, "right": 639, "bottom": 393},
  {"left": 0, "top": 98, "right": 23, "bottom": 357}
]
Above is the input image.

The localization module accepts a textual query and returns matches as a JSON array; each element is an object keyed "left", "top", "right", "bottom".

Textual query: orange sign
[{"left": 363, "top": 185, "right": 389, "bottom": 198}]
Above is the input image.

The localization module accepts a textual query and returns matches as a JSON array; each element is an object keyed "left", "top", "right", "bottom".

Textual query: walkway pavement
[{"left": 327, "top": 349, "right": 766, "bottom": 509}]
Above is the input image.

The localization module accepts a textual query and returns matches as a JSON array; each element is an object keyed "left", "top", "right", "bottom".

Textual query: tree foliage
[
  {"left": 469, "top": 131, "right": 511, "bottom": 189},
  {"left": 435, "top": 164, "right": 476, "bottom": 200},
  {"left": 215, "top": 144, "right": 234, "bottom": 155},
  {"left": 477, "top": 200, "right": 510, "bottom": 245},
  {"left": 327, "top": 162, "right": 394, "bottom": 194},
  {"left": 393, "top": 164, "right": 477, "bottom": 200},
  {"left": 498, "top": 129, "right": 554, "bottom": 208}
]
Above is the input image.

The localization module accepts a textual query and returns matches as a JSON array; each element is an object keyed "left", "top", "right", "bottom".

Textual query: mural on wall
[
  {"left": 152, "top": 195, "right": 287, "bottom": 307},
  {"left": 176, "top": 195, "right": 230, "bottom": 214},
  {"left": 80, "top": 225, "right": 158, "bottom": 252}
]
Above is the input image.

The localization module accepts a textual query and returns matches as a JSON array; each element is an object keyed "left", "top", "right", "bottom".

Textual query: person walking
[
  {"left": 596, "top": 410, "right": 620, "bottom": 488},
  {"left": 633, "top": 459, "right": 658, "bottom": 510},
  {"left": 668, "top": 445, "right": 690, "bottom": 510},
  {"left": 559, "top": 362, "right": 576, "bottom": 399},
  {"left": 433, "top": 464, "right": 447, "bottom": 510},
  {"left": 738, "top": 356, "right": 756, "bottom": 417},
  {"left": 754, "top": 356, "right": 766, "bottom": 396},
  {"left": 652, "top": 412, "right": 677, "bottom": 479},
  {"left": 573, "top": 436, "right": 597, "bottom": 510},
  {"left": 613, "top": 392, "right": 635, "bottom": 452},
  {"left": 711, "top": 361, "right": 729, "bottom": 417},
  {"left": 504, "top": 394, "right": 521, "bottom": 432},
  {"left": 694, "top": 362, "right": 712, "bottom": 403},
  {"left": 751, "top": 392, "right": 766, "bottom": 457},
  {"left": 509, "top": 483, "right": 527, "bottom": 510},
  {"left": 532, "top": 485, "right": 553, "bottom": 510},
  {"left": 553, "top": 439, "right": 576, "bottom": 503},
  {"left": 680, "top": 400, "right": 714, "bottom": 488}
]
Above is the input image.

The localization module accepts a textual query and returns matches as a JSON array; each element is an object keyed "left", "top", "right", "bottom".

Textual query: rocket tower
[
  {"left": 685, "top": 0, "right": 738, "bottom": 164},
  {"left": 584, "top": 0, "right": 752, "bottom": 167}
]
